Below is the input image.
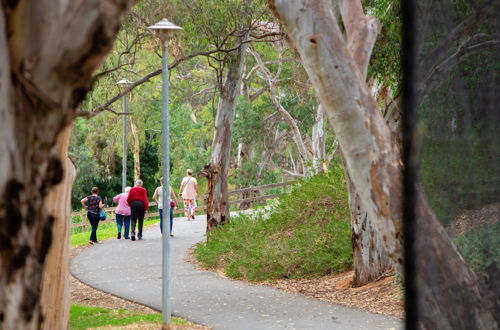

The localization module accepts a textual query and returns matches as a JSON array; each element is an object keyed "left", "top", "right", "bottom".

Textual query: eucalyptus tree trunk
[
  {"left": 0, "top": 1, "right": 132, "bottom": 329},
  {"left": 346, "top": 171, "right": 392, "bottom": 286},
  {"left": 130, "top": 120, "right": 141, "bottom": 182},
  {"left": 311, "top": 104, "right": 326, "bottom": 173},
  {"left": 270, "top": 0, "right": 498, "bottom": 328},
  {"left": 204, "top": 39, "right": 248, "bottom": 231},
  {"left": 237, "top": 142, "right": 253, "bottom": 209},
  {"left": 41, "top": 126, "right": 76, "bottom": 330}
]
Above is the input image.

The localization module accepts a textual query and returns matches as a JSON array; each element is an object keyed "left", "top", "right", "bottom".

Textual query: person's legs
[
  {"left": 88, "top": 212, "right": 99, "bottom": 243},
  {"left": 190, "top": 199, "right": 196, "bottom": 219},
  {"left": 124, "top": 215, "right": 131, "bottom": 239},
  {"left": 183, "top": 199, "right": 190, "bottom": 218},
  {"left": 116, "top": 214, "right": 124, "bottom": 239},
  {"left": 130, "top": 207, "right": 138, "bottom": 240},
  {"left": 130, "top": 200, "right": 145, "bottom": 239},
  {"left": 169, "top": 206, "right": 174, "bottom": 236},
  {"left": 159, "top": 208, "right": 163, "bottom": 234},
  {"left": 137, "top": 206, "right": 145, "bottom": 239}
]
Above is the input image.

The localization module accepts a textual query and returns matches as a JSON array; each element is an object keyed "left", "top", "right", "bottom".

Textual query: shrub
[{"left": 195, "top": 164, "right": 352, "bottom": 281}]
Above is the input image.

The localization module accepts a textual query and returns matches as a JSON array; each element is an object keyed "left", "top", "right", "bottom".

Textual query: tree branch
[
  {"left": 420, "top": 0, "right": 496, "bottom": 73},
  {"left": 249, "top": 46, "right": 313, "bottom": 163},
  {"left": 338, "top": 0, "right": 380, "bottom": 79},
  {"left": 418, "top": 38, "right": 500, "bottom": 99},
  {"left": 81, "top": 38, "right": 267, "bottom": 118}
]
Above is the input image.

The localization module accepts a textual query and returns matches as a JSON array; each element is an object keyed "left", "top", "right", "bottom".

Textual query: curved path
[{"left": 71, "top": 216, "right": 402, "bottom": 330}]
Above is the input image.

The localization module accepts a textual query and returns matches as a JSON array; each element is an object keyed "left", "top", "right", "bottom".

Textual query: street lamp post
[
  {"left": 117, "top": 79, "right": 132, "bottom": 193},
  {"left": 148, "top": 18, "right": 182, "bottom": 329}
]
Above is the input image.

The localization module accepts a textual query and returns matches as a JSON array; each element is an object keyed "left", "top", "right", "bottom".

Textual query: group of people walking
[{"left": 80, "top": 169, "right": 198, "bottom": 245}]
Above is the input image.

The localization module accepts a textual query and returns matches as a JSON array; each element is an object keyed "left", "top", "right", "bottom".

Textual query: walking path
[{"left": 71, "top": 216, "right": 402, "bottom": 330}]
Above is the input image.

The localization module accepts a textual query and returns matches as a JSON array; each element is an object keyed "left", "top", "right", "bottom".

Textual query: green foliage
[
  {"left": 194, "top": 165, "right": 352, "bottom": 281},
  {"left": 454, "top": 222, "right": 500, "bottom": 276},
  {"left": 70, "top": 304, "right": 183, "bottom": 330},
  {"left": 365, "top": 0, "right": 401, "bottom": 93}
]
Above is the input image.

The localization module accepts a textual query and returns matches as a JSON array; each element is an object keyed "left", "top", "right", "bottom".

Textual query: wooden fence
[{"left": 70, "top": 181, "right": 296, "bottom": 231}]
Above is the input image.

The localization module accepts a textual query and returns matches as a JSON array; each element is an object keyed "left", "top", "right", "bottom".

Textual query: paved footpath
[{"left": 71, "top": 216, "right": 402, "bottom": 330}]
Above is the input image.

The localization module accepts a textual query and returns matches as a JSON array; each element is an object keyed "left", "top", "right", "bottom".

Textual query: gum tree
[
  {"left": 0, "top": 1, "right": 133, "bottom": 328},
  {"left": 269, "top": 0, "right": 498, "bottom": 328}
]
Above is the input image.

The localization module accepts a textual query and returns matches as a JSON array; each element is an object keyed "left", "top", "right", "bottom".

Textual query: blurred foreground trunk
[
  {"left": 0, "top": 2, "right": 132, "bottom": 328},
  {"left": 41, "top": 126, "right": 76, "bottom": 330}
]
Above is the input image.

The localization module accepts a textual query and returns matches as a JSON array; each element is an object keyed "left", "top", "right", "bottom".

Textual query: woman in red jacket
[{"left": 127, "top": 180, "right": 149, "bottom": 241}]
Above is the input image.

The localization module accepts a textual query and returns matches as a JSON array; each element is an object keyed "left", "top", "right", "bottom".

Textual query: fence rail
[{"left": 70, "top": 181, "right": 296, "bottom": 230}]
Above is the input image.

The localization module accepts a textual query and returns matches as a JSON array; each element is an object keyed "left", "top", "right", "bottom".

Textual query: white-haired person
[
  {"left": 113, "top": 186, "right": 131, "bottom": 239},
  {"left": 127, "top": 180, "right": 149, "bottom": 240},
  {"left": 179, "top": 169, "right": 198, "bottom": 220}
]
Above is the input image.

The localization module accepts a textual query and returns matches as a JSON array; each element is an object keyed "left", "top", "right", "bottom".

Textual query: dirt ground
[{"left": 266, "top": 271, "right": 404, "bottom": 319}]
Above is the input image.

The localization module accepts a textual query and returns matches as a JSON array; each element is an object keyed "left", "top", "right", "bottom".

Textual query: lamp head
[
  {"left": 148, "top": 18, "right": 182, "bottom": 41},
  {"left": 117, "top": 79, "right": 132, "bottom": 88}
]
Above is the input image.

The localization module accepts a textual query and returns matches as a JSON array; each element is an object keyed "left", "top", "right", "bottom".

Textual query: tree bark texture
[
  {"left": 346, "top": 171, "right": 392, "bottom": 287},
  {"left": 237, "top": 142, "right": 253, "bottom": 210},
  {"left": 414, "top": 189, "right": 498, "bottom": 329},
  {"left": 0, "top": 1, "right": 133, "bottom": 329},
  {"left": 40, "top": 126, "right": 76, "bottom": 330},
  {"left": 311, "top": 104, "right": 326, "bottom": 173},
  {"left": 130, "top": 120, "right": 141, "bottom": 182},
  {"left": 270, "top": 0, "right": 403, "bottom": 268},
  {"left": 270, "top": 0, "right": 498, "bottom": 328},
  {"left": 205, "top": 39, "right": 248, "bottom": 231}
]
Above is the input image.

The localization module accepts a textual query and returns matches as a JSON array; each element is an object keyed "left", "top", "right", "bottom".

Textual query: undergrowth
[
  {"left": 194, "top": 165, "right": 352, "bottom": 281},
  {"left": 454, "top": 221, "right": 500, "bottom": 276}
]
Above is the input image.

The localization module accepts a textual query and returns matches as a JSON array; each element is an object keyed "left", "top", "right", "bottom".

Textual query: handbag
[
  {"left": 170, "top": 201, "right": 176, "bottom": 208},
  {"left": 99, "top": 209, "right": 107, "bottom": 221}
]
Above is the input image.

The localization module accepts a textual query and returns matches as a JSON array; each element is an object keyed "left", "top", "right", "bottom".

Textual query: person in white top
[
  {"left": 179, "top": 169, "right": 198, "bottom": 220},
  {"left": 153, "top": 178, "right": 178, "bottom": 236}
]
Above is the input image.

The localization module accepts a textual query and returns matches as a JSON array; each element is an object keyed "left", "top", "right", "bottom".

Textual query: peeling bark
[
  {"left": 347, "top": 171, "right": 392, "bottom": 287},
  {"left": 130, "top": 120, "right": 141, "bottom": 182},
  {"left": 0, "top": 1, "right": 133, "bottom": 328},
  {"left": 311, "top": 104, "right": 326, "bottom": 173},
  {"left": 41, "top": 126, "right": 76, "bottom": 330}
]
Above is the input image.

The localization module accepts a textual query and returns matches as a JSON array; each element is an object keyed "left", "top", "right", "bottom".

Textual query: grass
[
  {"left": 194, "top": 164, "right": 352, "bottom": 281},
  {"left": 71, "top": 217, "right": 160, "bottom": 248},
  {"left": 454, "top": 221, "right": 500, "bottom": 276},
  {"left": 69, "top": 304, "right": 190, "bottom": 330}
]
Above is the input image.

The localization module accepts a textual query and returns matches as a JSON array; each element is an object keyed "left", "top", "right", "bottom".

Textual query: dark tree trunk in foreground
[
  {"left": 204, "top": 38, "right": 248, "bottom": 232},
  {"left": 0, "top": 1, "right": 133, "bottom": 329},
  {"left": 270, "top": 0, "right": 498, "bottom": 328}
]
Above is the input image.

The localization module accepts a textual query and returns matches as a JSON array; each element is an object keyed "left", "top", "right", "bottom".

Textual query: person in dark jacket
[
  {"left": 127, "top": 180, "right": 149, "bottom": 241},
  {"left": 81, "top": 187, "right": 104, "bottom": 245}
]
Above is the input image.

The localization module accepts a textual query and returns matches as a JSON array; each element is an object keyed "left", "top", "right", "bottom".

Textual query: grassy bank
[
  {"left": 194, "top": 165, "right": 352, "bottom": 281},
  {"left": 71, "top": 217, "right": 160, "bottom": 248},
  {"left": 69, "top": 304, "right": 192, "bottom": 329}
]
